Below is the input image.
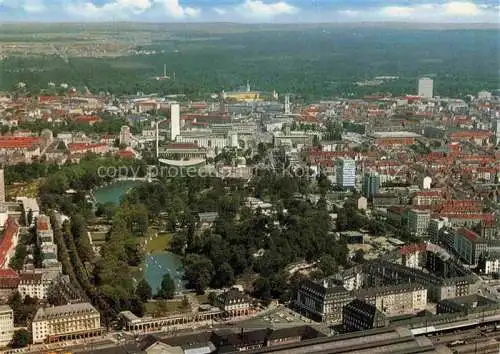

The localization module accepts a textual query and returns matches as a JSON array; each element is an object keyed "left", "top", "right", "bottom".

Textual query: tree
[
  {"left": 136, "top": 278, "right": 152, "bottom": 302},
  {"left": 208, "top": 291, "right": 217, "bottom": 305},
  {"left": 318, "top": 254, "right": 338, "bottom": 276},
  {"left": 352, "top": 249, "right": 365, "bottom": 264},
  {"left": 212, "top": 262, "right": 235, "bottom": 288},
  {"left": 184, "top": 254, "right": 214, "bottom": 294},
  {"left": 11, "top": 329, "right": 31, "bottom": 348},
  {"left": 253, "top": 276, "right": 271, "bottom": 300},
  {"left": 27, "top": 209, "right": 34, "bottom": 226},
  {"left": 157, "top": 273, "right": 175, "bottom": 299}
]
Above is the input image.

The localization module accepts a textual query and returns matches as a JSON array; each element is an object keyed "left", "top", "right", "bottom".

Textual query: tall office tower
[
  {"left": 0, "top": 169, "right": 5, "bottom": 204},
  {"left": 170, "top": 103, "right": 180, "bottom": 141},
  {"left": 156, "top": 121, "right": 160, "bottom": 158},
  {"left": 494, "top": 117, "right": 500, "bottom": 145},
  {"left": 362, "top": 172, "right": 380, "bottom": 198},
  {"left": 418, "top": 77, "right": 433, "bottom": 98},
  {"left": 119, "top": 125, "right": 132, "bottom": 146},
  {"left": 284, "top": 95, "right": 291, "bottom": 114},
  {"left": 336, "top": 158, "right": 356, "bottom": 189}
]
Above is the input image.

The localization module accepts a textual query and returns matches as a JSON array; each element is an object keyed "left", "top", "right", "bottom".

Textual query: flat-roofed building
[
  {"left": 447, "top": 228, "right": 487, "bottom": 266},
  {"left": 418, "top": 77, "right": 433, "bottom": 98},
  {"left": 407, "top": 209, "right": 431, "bottom": 237},
  {"left": 0, "top": 305, "right": 14, "bottom": 346},
  {"left": 32, "top": 302, "right": 101, "bottom": 344},
  {"left": 336, "top": 158, "right": 356, "bottom": 190}
]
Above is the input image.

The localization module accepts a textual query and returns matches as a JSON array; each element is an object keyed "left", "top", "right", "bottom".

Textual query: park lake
[{"left": 94, "top": 181, "right": 185, "bottom": 295}]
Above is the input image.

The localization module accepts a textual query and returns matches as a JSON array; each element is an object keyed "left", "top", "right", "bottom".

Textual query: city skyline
[{"left": 1, "top": 0, "right": 499, "bottom": 23}]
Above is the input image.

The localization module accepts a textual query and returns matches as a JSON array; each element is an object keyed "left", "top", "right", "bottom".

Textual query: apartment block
[{"left": 0, "top": 305, "right": 14, "bottom": 347}]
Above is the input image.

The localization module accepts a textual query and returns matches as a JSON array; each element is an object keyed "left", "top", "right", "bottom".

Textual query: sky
[{"left": 0, "top": 0, "right": 499, "bottom": 23}]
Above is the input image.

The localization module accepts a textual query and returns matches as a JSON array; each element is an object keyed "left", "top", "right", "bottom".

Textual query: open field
[
  {"left": 144, "top": 231, "right": 172, "bottom": 254},
  {"left": 6, "top": 180, "right": 41, "bottom": 200}
]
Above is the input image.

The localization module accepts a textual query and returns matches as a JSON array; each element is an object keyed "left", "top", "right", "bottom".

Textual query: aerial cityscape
[{"left": 0, "top": 1, "right": 499, "bottom": 353}]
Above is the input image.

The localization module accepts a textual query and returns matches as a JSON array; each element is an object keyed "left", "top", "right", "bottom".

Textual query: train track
[{"left": 428, "top": 326, "right": 500, "bottom": 353}]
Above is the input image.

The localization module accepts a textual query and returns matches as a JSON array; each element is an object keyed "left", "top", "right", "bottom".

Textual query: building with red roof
[
  {"left": 449, "top": 130, "right": 493, "bottom": 146},
  {"left": 0, "top": 218, "right": 20, "bottom": 269},
  {"left": 75, "top": 115, "right": 102, "bottom": 125},
  {"left": 117, "top": 147, "right": 140, "bottom": 159},
  {"left": 0, "top": 268, "right": 19, "bottom": 301},
  {"left": 68, "top": 143, "right": 108, "bottom": 156},
  {"left": 0, "top": 136, "right": 41, "bottom": 162}
]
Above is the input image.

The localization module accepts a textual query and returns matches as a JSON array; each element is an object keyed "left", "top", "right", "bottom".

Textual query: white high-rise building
[
  {"left": 0, "top": 169, "right": 5, "bottom": 205},
  {"left": 0, "top": 305, "right": 13, "bottom": 346},
  {"left": 418, "top": 77, "right": 433, "bottom": 98},
  {"left": 170, "top": 103, "right": 180, "bottom": 141},
  {"left": 336, "top": 158, "right": 356, "bottom": 189},
  {"left": 119, "top": 126, "right": 132, "bottom": 146},
  {"left": 494, "top": 118, "right": 500, "bottom": 145}
]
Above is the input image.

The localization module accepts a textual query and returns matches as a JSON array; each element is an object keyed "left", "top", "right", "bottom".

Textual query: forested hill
[{"left": 1, "top": 25, "right": 498, "bottom": 100}]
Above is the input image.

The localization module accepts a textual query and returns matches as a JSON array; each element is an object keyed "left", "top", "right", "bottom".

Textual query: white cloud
[
  {"left": 443, "top": 1, "right": 480, "bottom": 16},
  {"left": 342, "top": 1, "right": 494, "bottom": 22},
  {"left": 339, "top": 10, "right": 358, "bottom": 17},
  {"left": 23, "top": 0, "right": 46, "bottom": 13},
  {"left": 239, "top": 0, "right": 298, "bottom": 18},
  {"left": 65, "top": 0, "right": 199, "bottom": 19},
  {"left": 213, "top": 7, "right": 227, "bottom": 15},
  {"left": 380, "top": 6, "right": 414, "bottom": 17},
  {"left": 155, "top": 0, "right": 200, "bottom": 18},
  {"left": 117, "top": 0, "right": 152, "bottom": 11}
]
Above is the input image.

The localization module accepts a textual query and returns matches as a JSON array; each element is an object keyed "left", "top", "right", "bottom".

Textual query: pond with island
[{"left": 94, "top": 180, "right": 185, "bottom": 295}]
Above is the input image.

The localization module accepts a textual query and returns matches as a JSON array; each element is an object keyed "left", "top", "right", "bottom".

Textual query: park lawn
[
  {"left": 7, "top": 179, "right": 41, "bottom": 199},
  {"left": 145, "top": 232, "right": 172, "bottom": 254},
  {"left": 145, "top": 300, "right": 190, "bottom": 315}
]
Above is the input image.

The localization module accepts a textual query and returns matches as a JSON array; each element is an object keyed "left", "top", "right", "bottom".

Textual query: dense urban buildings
[{"left": 0, "top": 20, "right": 498, "bottom": 353}]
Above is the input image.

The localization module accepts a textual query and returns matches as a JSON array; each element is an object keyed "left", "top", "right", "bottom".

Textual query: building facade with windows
[
  {"left": 32, "top": 302, "right": 101, "bottom": 344},
  {"left": 336, "top": 158, "right": 356, "bottom": 189},
  {"left": 342, "top": 299, "right": 387, "bottom": 332},
  {"left": 295, "top": 279, "right": 353, "bottom": 324},
  {"left": 407, "top": 209, "right": 431, "bottom": 237},
  {"left": 0, "top": 305, "right": 13, "bottom": 346}
]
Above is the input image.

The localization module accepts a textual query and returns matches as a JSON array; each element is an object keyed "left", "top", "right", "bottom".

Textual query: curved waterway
[
  {"left": 145, "top": 252, "right": 186, "bottom": 295},
  {"left": 93, "top": 180, "right": 140, "bottom": 205}
]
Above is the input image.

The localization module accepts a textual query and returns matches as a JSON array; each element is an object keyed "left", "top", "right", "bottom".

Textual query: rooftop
[
  {"left": 371, "top": 131, "right": 421, "bottom": 138},
  {"left": 0, "top": 305, "right": 12, "bottom": 313},
  {"left": 33, "top": 302, "right": 99, "bottom": 321}
]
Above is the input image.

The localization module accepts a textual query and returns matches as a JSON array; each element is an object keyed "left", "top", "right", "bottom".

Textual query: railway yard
[{"left": 427, "top": 324, "right": 500, "bottom": 353}]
